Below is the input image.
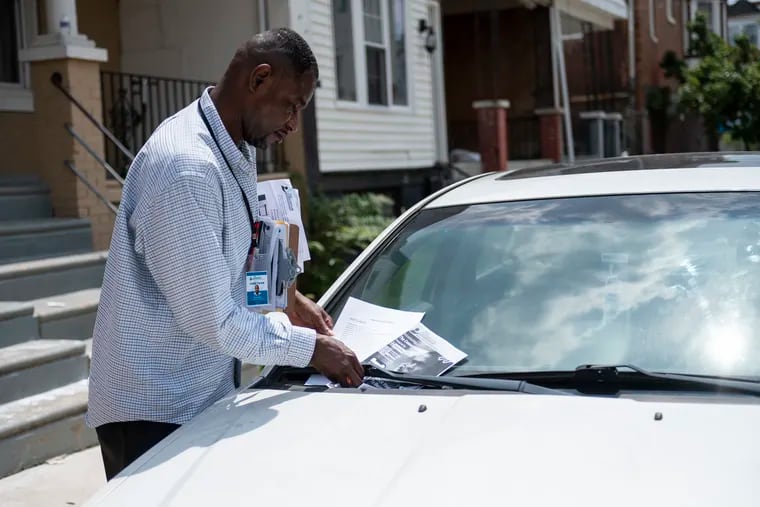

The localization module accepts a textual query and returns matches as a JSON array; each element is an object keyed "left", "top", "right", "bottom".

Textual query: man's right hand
[{"left": 310, "top": 335, "right": 364, "bottom": 387}]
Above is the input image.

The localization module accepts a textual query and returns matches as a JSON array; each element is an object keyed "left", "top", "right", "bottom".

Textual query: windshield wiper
[
  {"left": 453, "top": 363, "right": 760, "bottom": 396},
  {"left": 362, "top": 365, "right": 569, "bottom": 395}
]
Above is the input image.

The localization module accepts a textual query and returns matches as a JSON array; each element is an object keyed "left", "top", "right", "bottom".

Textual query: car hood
[{"left": 85, "top": 388, "right": 760, "bottom": 507}]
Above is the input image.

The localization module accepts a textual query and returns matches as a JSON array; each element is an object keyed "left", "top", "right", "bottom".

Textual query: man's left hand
[{"left": 286, "top": 291, "right": 334, "bottom": 335}]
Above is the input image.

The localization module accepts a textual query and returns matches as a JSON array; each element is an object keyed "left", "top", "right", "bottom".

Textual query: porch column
[
  {"left": 535, "top": 108, "right": 564, "bottom": 163},
  {"left": 472, "top": 99, "right": 510, "bottom": 172},
  {"left": 19, "top": 0, "right": 113, "bottom": 250}
]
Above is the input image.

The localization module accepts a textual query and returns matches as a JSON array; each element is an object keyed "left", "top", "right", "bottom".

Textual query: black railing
[
  {"left": 100, "top": 70, "right": 283, "bottom": 176},
  {"left": 101, "top": 71, "right": 211, "bottom": 177}
]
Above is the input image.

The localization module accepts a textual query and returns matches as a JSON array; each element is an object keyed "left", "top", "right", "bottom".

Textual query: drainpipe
[
  {"left": 629, "top": 0, "right": 636, "bottom": 100},
  {"left": 550, "top": 5, "right": 575, "bottom": 163},
  {"left": 258, "top": 0, "right": 268, "bottom": 31}
]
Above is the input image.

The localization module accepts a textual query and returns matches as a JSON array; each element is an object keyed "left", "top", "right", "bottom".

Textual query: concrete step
[
  {"left": 0, "top": 182, "right": 52, "bottom": 221},
  {"left": 0, "top": 340, "right": 89, "bottom": 405},
  {"left": 0, "top": 218, "right": 94, "bottom": 265},
  {"left": 0, "top": 302, "right": 38, "bottom": 348},
  {"left": 0, "top": 380, "right": 97, "bottom": 479},
  {"left": 33, "top": 288, "right": 101, "bottom": 341},
  {"left": 0, "top": 251, "right": 107, "bottom": 301}
]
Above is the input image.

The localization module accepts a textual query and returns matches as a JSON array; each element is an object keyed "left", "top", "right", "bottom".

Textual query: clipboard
[{"left": 246, "top": 217, "right": 301, "bottom": 313}]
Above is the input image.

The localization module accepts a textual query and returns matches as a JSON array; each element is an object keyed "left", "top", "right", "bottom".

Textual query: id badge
[{"left": 246, "top": 270, "right": 269, "bottom": 307}]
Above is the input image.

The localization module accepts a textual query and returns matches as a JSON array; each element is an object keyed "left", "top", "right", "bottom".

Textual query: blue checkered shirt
[{"left": 86, "top": 88, "right": 316, "bottom": 427}]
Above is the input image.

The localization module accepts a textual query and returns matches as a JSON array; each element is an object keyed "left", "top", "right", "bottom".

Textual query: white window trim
[
  {"left": 0, "top": 0, "right": 36, "bottom": 112},
  {"left": 336, "top": 0, "right": 411, "bottom": 112}
]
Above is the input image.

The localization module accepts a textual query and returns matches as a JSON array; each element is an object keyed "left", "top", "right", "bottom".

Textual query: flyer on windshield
[{"left": 364, "top": 324, "right": 467, "bottom": 377}]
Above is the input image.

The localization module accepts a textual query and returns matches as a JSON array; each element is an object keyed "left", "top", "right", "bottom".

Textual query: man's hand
[
  {"left": 310, "top": 334, "right": 364, "bottom": 387},
  {"left": 286, "top": 290, "right": 334, "bottom": 335}
]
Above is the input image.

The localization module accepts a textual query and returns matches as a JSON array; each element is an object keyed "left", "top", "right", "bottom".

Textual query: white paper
[
  {"left": 332, "top": 298, "right": 425, "bottom": 361},
  {"left": 256, "top": 179, "right": 310, "bottom": 269}
]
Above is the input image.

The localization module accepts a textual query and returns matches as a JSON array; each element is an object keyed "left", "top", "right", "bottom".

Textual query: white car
[{"left": 85, "top": 153, "right": 760, "bottom": 507}]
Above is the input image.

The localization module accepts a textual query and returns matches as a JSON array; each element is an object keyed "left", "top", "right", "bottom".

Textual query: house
[
  {"left": 439, "top": 0, "right": 729, "bottom": 166},
  {"left": 0, "top": 0, "right": 447, "bottom": 255},
  {"left": 0, "top": 0, "right": 448, "bottom": 476},
  {"left": 728, "top": 0, "right": 760, "bottom": 47}
]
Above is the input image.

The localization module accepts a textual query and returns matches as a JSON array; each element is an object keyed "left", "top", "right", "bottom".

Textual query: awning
[{"left": 554, "top": 0, "right": 628, "bottom": 29}]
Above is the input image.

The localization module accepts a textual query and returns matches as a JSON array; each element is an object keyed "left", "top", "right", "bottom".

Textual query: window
[
  {"left": 0, "top": 0, "right": 34, "bottom": 112},
  {"left": 331, "top": 0, "right": 408, "bottom": 107},
  {"left": 364, "top": 0, "right": 387, "bottom": 105},
  {"left": 690, "top": 0, "right": 724, "bottom": 38},
  {"left": 0, "top": 0, "right": 21, "bottom": 84},
  {"left": 332, "top": 0, "right": 357, "bottom": 101},
  {"left": 388, "top": 0, "right": 407, "bottom": 105}
]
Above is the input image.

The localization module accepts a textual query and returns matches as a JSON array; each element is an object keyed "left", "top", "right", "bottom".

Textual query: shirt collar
[{"left": 199, "top": 87, "right": 255, "bottom": 172}]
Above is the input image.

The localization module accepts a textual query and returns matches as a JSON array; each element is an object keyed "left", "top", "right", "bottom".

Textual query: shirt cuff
[{"left": 286, "top": 325, "right": 317, "bottom": 368}]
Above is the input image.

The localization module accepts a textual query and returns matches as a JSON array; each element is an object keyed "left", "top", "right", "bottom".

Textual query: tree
[{"left": 661, "top": 13, "right": 760, "bottom": 150}]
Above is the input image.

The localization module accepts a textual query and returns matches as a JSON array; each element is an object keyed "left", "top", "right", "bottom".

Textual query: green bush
[{"left": 298, "top": 192, "right": 395, "bottom": 300}]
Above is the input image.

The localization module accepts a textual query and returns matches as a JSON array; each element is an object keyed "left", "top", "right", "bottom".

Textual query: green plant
[
  {"left": 661, "top": 13, "right": 760, "bottom": 150},
  {"left": 298, "top": 192, "right": 395, "bottom": 300}
]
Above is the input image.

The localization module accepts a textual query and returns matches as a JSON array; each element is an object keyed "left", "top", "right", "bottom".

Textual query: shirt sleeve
[{"left": 135, "top": 159, "right": 316, "bottom": 367}]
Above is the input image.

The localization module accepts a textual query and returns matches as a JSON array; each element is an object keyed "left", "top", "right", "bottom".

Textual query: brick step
[
  {"left": 0, "top": 182, "right": 52, "bottom": 221},
  {"left": 33, "top": 288, "right": 101, "bottom": 341},
  {"left": 0, "top": 219, "right": 94, "bottom": 265},
  {"left": 0, "top": 340, "right": 89, "bottom": 405},
  {"left": 0, "top": 380, "right": 97, "bottom": 479},
  {"left": 0, "top": 302, "right": 38, "bottom": 348},
  {"left": 0, "top": 251, "right": 107, "bottom": 302}
]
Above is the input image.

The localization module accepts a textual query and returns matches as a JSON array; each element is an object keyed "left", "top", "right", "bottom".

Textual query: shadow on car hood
[{"left": 85, "top": 389, "right": 760, "bottom": 507}]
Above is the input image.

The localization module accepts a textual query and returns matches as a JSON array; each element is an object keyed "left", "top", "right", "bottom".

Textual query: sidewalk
[{"left": 0, "top": 447, "right": 105, "bottom": 507}]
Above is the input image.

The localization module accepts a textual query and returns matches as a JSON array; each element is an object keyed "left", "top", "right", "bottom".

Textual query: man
[{"left": 86, "top": 28, "right": 363, "bottom": 481}]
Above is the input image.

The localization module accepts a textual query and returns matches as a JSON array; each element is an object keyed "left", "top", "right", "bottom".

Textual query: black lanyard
[{"left": 198, "top": 102, "right": 255, "bottom": 229}]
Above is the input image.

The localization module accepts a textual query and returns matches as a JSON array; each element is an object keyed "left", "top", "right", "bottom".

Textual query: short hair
[{"left": 251, "top": 27, "right": 319, "bottom": 79}]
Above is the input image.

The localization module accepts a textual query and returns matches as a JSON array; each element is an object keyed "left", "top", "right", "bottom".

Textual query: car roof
[{"left": 427, "top": 152, "right": 760, "bottom": 209}]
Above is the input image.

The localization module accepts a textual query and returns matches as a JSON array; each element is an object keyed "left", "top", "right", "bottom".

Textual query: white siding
[{"left": 303, "top": 0, "right": 437, "bottom": 172}]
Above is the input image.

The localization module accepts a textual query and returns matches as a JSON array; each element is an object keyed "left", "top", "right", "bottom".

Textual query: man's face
[{"left": 242, "top": 66, "right": 316, "bottom": 149}]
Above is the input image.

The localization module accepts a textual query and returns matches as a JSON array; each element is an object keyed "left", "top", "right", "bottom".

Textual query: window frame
[
  {"left": 0, "top": 0, "right": 36, "bottom": 112},
  {"left": 689, "top": 0, "right": 725, "bottom": 38},
  {"left": 333, "top": 0, "right": 412, "bottom": 113}
]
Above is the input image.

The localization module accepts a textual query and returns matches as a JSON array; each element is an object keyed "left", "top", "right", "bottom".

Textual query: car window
[{"left": 328, "top": 192, "right": 760, "bottom": 379}]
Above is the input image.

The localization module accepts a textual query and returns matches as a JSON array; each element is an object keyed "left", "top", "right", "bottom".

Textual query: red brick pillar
[
  {"left": 472, "top": 99, "right": 510, "bottom": 172},
  {"left": 535, "top": 108, "right": 564, "bottom": 163}
]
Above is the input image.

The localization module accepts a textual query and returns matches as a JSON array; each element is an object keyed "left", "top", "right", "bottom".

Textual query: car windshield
[{"left": 327, "top": 192, "right": 760, "bottom": 378}]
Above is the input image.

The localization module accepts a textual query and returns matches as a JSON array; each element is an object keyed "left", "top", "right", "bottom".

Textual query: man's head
[{"left": 218, "top": 28, "right": 318, "bottom": 149}]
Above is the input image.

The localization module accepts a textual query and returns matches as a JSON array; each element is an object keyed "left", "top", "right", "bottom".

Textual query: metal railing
[
  {"left": 101, "top": 70, "right": 210, "bottom": 177},
  {"left": 100, "top": 70, "right": 282, "bottom": 176},
  {"left": 51, "top": 72, "right": 135, "bottom": 168},
  {"left": 51, "top": 72, "right": 127, "bottom": 215}
]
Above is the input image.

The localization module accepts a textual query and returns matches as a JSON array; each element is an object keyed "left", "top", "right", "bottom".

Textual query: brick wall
[
  {"left": 443, "top": 7, "right": 552, "bottom": 153},
  {"left": 29, "top": 58, "right": 115, "bottom": 250}
]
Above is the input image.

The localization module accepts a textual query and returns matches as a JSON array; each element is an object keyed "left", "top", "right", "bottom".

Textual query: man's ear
[{"left": 249, "top": 64, "right": 272, "bottom": 93}]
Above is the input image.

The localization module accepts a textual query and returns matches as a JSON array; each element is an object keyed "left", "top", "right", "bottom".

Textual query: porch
[{"left": 441, "top": 0, "right": 630, "bottom": 170}]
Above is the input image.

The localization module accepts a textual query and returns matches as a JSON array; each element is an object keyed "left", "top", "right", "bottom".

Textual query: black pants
[{"left": 95, "top": 420, "right": 180, "bottom": 480}]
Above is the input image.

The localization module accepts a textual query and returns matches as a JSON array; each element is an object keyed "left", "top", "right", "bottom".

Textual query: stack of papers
[
  {"left": 257, "top": 179, "right": 310, "bottom": 269},
  {"left": 306, "top": 298, "right": 467, "bottom": 387}
]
